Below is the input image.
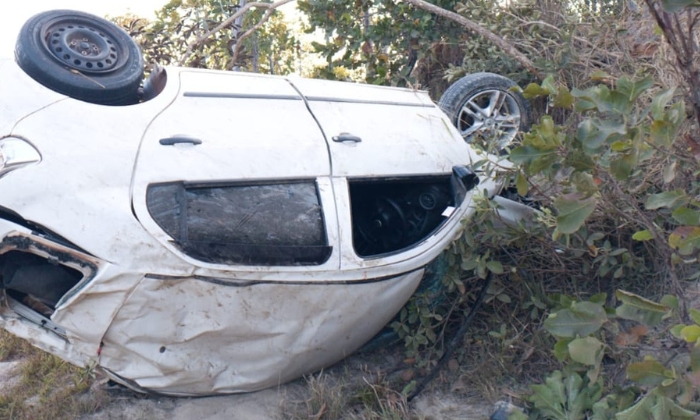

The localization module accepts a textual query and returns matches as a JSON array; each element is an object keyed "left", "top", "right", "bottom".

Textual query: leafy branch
[
  {"left": 402, "top": 0, "right": 544, "bottom": 79},
  {"left": 178, "top": 0, "right": 295, "bottom": 66}
]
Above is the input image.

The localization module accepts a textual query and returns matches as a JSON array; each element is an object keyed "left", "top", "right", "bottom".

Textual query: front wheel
[
  {"left": 15, "top": 10, "right": 144, "bottom": 106},
  {"left": 438, "top": 73, "right": 531, "bottom": 153}
]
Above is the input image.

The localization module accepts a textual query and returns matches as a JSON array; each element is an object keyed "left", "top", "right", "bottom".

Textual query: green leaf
[
  {"left": 650, "top": 395, "right": 696, "bottom": 419},
  {"left": 542, "top": 75, "right": 558, "bottom": 95},
  {"left": 650, "top": 120, "right": 678, "bottom": 148},
  {"left": 669, "top": 226, "right": 700, "bottom": 254},
  {"left": 632, "top": 230, "right": 654, "bottom": 241},
  {"left": 670, "top": 324, "right": 686, "bottom": 338},
  {"left": 672, "top": 207, "right": 700, "bottom": 226},
  {"left": 568, "top": 337, "right": 604, "bottom": 366},
  {"left": 610, "top": 153, "right": 636, "bottom": 181},
  {"left": 616, "top": 76, "right": 653, "bottom": 104},
  {"left": 615, "top": 395, "right": 653, "bottom": 420},
  {"left": 509, "top": 145, "right": 557, "bottom": 166},
  {"left": 660, "top": 295, "right": 679, "bottom": 310},
  {"left": 652, "top": 87, "right": 676, "bottom": 120},
  {"left": 486, "top": 260, "right": 504, "bottom": 275},
  {"left": 553, "top": 86, "right": 575, "bottom": 109},
  {"left": 645, "top": 190, "right": 688, "bottom": 210},
  {"left": 564, "top": 371, "right": 585, "bottom": 418},
  {"left": 661, "top": 378, "right": 677, "bottom": 387},
  {"left": 529, "top": 370, "right": 567, "bottom": 419},
  {"left": 576, "top": 118, "right": 627, "bottom": 150},
  {"left": 522, "top": 83, "right": 548, "bottom": 98},
  {"left": 554, "top": 338, "right": 573, "bottom": 361},
  {"left": 615, "top": 290, "right": 672, "bottom": 327},
  {"left": 590, "top": 70, "right": 611, "bottom": 81},
  {"left": 573, "top": 85, "right": 612, "bottom": 113},
  {"left": 590, "top": 293, "right": 607, "bottom": 305},
  {"left": 496, "top": 293, "right": 511, "bottom": 303},
  {"left": 661, "top": 0, "right": 700, "bottom": 13},
  {"left": 554, "top": 193, "right": 598, "bottom": 234},
  {"left": 515, "top": 171, "right": 528, "bottom": 196},
  {"left": 544, "top": 301, "right": 608, "bottom": 337},
  {"left": 627, "top": 359, "right": 668, "bottom": 386},
  {"left": 401, "top": 380, "right": 416, "bottom": 397},
  {"left": 611, "top": 140, "right": 632, "bottom": 152},
  {"left": 593, "top": 390, "right": 637, "bottom": 420},
  {"left": 566, "top": 149, "right": 596, "bottom": 171},
  {"left": 679, "top": 325, "right": 700, "bottom": 342},
  {"left": 461, "top": 259, "right": 478, "bottom": 271},
  {"left": 690, "top": 308, "right": 700, "bottom": 326},
  {"left": 691, "top": 345, "right": 700, "bottom": 372}
]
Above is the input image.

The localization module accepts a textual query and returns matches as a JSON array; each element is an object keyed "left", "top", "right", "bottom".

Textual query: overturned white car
[{"left": 0, "top": 10, "right": 532, "bottom": 395}]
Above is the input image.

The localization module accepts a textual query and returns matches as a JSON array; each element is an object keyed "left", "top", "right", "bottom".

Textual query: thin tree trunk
[{"left": 231, "top": 0, "right": 247, "bottom": 71}]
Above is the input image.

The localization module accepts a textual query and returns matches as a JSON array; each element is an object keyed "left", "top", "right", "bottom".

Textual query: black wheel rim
[{"left": 41, "top": 17, "right": 127, "bottom": 74}]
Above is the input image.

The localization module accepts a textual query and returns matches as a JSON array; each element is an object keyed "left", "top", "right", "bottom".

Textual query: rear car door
[
  {"left": 289, "top": 78, "right": 477, "bottom": 177},
  {"left": 131, "top": 69, "right": 339, "bottom": 270},
  {"left": 289, "top": 78, "right": 483, "bottom": 271}
]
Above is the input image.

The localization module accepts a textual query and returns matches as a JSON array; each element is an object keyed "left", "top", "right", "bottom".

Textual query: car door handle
[
  {"left": 159, "top": 136, "right": 203, "bottom": 146},
  {"left": 332, "top": 133, "right": 362, "bottom": 143}
]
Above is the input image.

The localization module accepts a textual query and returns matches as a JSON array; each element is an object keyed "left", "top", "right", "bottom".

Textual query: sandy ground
[
  {"left": 83, "top": 387, "right": 290, "bottom": 420},
  {"left": 80, "top": 384, "right": 495, "bottom": 420},
  {"left": 0, "top": 342, "right": 493, "bottom": 420},
  {"left": 74, "top": 347, "right": 497, "bottom": 420}
]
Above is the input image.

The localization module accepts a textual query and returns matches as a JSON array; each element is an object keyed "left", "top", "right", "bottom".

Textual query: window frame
[{"left": 146, "top": 179, "right": 333, "bottom": 267}]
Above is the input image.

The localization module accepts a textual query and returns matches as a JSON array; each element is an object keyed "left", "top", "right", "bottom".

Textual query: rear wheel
[
  {"left": 439, "top": 73, "right": 531, "bottom": 153},
  {"left": 15, "top": 10, "right": 144, "bottom": 106}
]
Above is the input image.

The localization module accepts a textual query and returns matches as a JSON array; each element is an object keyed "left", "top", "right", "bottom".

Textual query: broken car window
[
  {"left": 350, "top": 176, "right": 454, "bottom": 257},
  {"left": 147, "top": 181, "right": 331, "bottom": 266}
]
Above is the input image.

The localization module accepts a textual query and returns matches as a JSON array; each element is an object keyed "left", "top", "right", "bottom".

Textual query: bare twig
[
  {"left": 644, "top": 0, "right": 700, "bottom": 131},
  {"left": 178, "top": 0, "right": 295, "bottom": 66},
  {"left": 503, "top": 12, "right": 595, "bottom": 48}
]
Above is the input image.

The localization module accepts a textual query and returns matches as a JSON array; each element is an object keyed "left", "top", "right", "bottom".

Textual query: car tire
[
  {"left": 438, "top": 73, "right": 531, "bottom": 152},
  {"left": 15, "top": 10, "right": 144, "bottom": 106}
]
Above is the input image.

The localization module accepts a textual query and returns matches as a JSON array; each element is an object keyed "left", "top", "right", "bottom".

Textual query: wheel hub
[
  {"left": 458, "top": 89, "right": 521, "bottom": 150},
  {"left": 43, "top": 22, "right": 124, "bottom": 73}
]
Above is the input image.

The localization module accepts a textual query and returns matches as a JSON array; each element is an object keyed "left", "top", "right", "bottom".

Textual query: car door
[
  {"left": 288, "top": 78, "right": 479, "bottom": 177},
  {"left": 131, "top": 69, "right": 339, "bottom": 271},
  {"left": 289, "top": 78, "right": 485, "bottom": 272}
]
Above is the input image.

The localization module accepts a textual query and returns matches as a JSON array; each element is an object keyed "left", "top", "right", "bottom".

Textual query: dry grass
[
  {"left": 283, "top": 362, "right": 420, "bottom": 420},
  {"left": 0, "top": 330, "right": 109, "bottom": 420}
]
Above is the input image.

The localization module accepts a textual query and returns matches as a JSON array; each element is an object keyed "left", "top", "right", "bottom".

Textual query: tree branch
[
  {"left": 402, "top": 0, "right": 544, "bottom": 80},
  {"left": 644, "top": 0, "right": 700, "bottom": 131},
  {"left": 229, "top": 6, "right": 278, "bottom": 70},
  {"left": 178, "top": 0, "right": 295, "bottom": 66}
]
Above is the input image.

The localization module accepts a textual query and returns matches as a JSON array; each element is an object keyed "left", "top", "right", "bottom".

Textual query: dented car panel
[
  {"left": 0, "top": 54, "right": 517, "bottom": 395},
  {"left": 99, "top": 270, "right": 425, "bottom": 395}
]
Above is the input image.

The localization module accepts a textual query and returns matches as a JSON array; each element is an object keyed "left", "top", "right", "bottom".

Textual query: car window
[
  {"left": 349, "top": 176, "right": 454, "bottom": 257},
  {"left": 147, "top": 181, "right": 332, "bottom": 266}
]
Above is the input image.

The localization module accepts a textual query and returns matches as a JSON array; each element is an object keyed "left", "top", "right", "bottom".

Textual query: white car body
[{"left": 0, "top": 56, "right": 531, "bottom": 395}]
